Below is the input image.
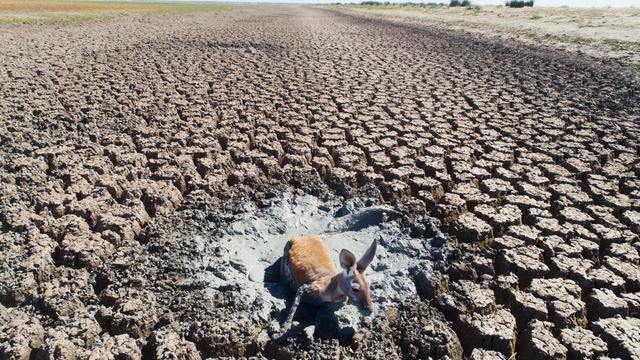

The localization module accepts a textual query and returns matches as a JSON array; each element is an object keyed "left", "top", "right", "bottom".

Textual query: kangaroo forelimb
[{"left": 282, "top": 284, "right": 310, "bottom": 332}]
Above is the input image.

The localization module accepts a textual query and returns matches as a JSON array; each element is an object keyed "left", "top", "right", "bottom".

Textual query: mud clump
[{"left": 391, "top": 300, "right": 463, "bottom": 360}]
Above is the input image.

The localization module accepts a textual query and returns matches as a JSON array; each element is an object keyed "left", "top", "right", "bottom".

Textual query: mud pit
[
  {"left": 95, "top": 186, "right": 455, "bottom": 358},
  {"left": 209, "top": 192, "right": 442, "bottom": 333},
  {"left": 1, "top": 4, "right": 640, "bottom": 360}
]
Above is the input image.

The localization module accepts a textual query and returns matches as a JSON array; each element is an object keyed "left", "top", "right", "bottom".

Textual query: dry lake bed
[{"left": 1, "top": 1, "right": 639, "bottom": 359}]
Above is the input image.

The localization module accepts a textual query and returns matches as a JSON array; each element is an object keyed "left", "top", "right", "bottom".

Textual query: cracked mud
[{"left": 1, "top": 5, "right": 639, "bottom": 360}]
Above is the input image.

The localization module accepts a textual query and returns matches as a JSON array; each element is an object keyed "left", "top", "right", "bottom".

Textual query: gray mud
[
  {"left": 205, "top": 191, "right": 439, "bottom": 333},
  {"left": 98, "top": 187, "right": 456, "bottom": 358}
]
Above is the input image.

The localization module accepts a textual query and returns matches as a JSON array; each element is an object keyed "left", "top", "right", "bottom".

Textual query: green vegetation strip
[{"left": 0, "top": 0, "right": 232, "bottom": 25}]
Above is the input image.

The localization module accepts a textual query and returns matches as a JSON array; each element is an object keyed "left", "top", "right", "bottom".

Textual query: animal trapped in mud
[{"left": 280, "top": 234, "right": 377, "bottom": 331}]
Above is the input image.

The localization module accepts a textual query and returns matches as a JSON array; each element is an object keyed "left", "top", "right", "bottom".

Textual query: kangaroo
[{"left": 280, "top": 234, "right": 377, "bottom": 331}]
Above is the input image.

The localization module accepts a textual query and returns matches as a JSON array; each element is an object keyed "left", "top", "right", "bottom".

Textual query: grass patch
[
  {"left": 602, "top": 38, "right": 640, "bottom": 52},
  {"left": 0, "top": 0, "right": 232, "bottom": 25},
  {"left": 338, "top": 2, "right": 447, "bottom": 10},
  {"left": 463, "top": 5, "right": 480, "bottom": 15},
  {"left": 333, "top": 1, "right": 485, "bottom": 15},
  {"left": 0, "top": 13, "right": 117, "bottom": 25},
  {"left": 550, "top": 34, "right": 595, "bottom": 45},
  {"left": 543, "top": 33, "right": 640, "bottom": 52}
]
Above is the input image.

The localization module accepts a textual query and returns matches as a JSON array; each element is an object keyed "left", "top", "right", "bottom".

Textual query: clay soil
[
  {"left": 335, "top": 4, "right": 640, "bottom": 70},
  {"left": 1, "top": 5, "right": 640, "bottom": 360}
]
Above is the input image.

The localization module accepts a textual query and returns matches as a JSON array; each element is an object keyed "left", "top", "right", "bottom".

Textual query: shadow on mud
[
  {"left": 237, "top": 192, "right": 434, "bottom": 343},
  {"left": 186, "top": 189, "right": 449, "bottom": 355},
  {"left": 263, "top": 257, "right": 355, "bottom": 341}
]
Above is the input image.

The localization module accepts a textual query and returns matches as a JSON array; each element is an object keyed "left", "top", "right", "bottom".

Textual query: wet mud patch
[
  {"left": 97, "top": 188, "right": 457, "bottom": 358},
  {"left": 205, "top": 191, "right": 443, "bottom": 333},
  {"left": 156, "top": 39, "right": 285, "bottom": 54},
  {"left": 181, "top": 192, "right": 456, "bottom": 347}
]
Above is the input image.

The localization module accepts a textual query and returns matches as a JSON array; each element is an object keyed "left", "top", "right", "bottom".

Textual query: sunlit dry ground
[
  {"left": 0, "top": 0, "right": 230, "bottom": 25},
  {"left": 333, "top": 4, "right": 640, "bottom": 69},
  {"left": 1, "top": 4, "right": 639, "bottom": 359}
]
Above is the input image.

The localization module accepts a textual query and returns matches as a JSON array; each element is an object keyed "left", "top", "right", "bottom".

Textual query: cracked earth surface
[{"left": 1, "top": 5, "right": 639, "bottom": 359}]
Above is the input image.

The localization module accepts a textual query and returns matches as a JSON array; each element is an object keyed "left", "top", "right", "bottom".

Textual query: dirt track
[{"left": 1, "top": 5, "right": 639, "bottom": 359}]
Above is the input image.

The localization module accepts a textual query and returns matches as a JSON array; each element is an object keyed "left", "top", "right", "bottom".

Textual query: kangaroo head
[{"left": 338, "top": 239, "right": 377, "bottom": 314}]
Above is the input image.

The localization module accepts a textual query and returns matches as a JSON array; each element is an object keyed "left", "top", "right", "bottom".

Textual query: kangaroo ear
[
  {"left": 357, "top": 238, "right": 377, "bottom": 272},
  {"left": 339, "top": 249, "right": 356, "bottom": 270}
]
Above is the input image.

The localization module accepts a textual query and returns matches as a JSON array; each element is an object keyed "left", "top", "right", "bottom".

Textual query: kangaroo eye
[{"left": 352, "top": 287, "right": 360, "bottom": 292}]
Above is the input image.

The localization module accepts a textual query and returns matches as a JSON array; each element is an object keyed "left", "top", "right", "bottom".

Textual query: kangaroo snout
[{"left": 358, "top": 300, "right": 373, "bottom": 315}]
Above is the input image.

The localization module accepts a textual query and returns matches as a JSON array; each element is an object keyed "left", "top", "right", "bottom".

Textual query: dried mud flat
[
  {"left": 335, "top": 5, "right": 640, "bottom": 71},
  {"left": 1, "top": 5, "right": 640, "bottom": 359}
]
